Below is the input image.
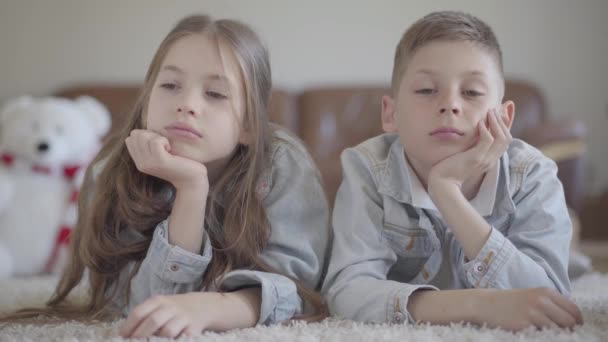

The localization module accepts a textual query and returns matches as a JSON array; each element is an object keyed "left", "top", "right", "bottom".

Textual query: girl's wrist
[{"left": 174, "top": 182, "right": 209, "bottom": 201}]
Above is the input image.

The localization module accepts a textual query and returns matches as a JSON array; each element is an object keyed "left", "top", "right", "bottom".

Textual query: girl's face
[{"left": 146, "top": 33, "right": 247, "bottom": 174}]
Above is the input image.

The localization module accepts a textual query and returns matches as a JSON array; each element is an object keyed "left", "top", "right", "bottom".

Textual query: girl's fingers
[
  {"left": 157, "top": 316, "right": 189, "bottom": 338},
  {"left": 130, "top": 306, "right": 175, "bottom": 338},
  {"left": 148, "top": 135, "right": 170, "bottom": 158},
  {"left": 119, "top": 300, "right": 162, "bottom": 337}
]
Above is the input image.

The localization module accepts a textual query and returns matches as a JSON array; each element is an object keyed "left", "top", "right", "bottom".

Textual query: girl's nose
[{"left": 176, "top": 105, "right": 197, "bottom": 116}]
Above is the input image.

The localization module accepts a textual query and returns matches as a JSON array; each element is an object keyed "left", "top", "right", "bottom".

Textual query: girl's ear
[
  {"left": 501, "top": 100, "right": 515, "bottom": 129},
  {"left": 238, "top": 127, "right": 252, "bottom": 145},
  {"left": 381, "top": 95, "right": 398, "bottom": 133}
]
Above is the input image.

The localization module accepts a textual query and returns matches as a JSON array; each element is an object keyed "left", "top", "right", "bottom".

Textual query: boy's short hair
[{"left": 391, "top": 11, "right": 503, "bottom": 94}]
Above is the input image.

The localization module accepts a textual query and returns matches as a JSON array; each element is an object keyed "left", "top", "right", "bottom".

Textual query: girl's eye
[
  {"left": 160, "top": 83, "right": 177, "bottom": 90},
  {"left": 415, "top": 88, "right": 435, "bottom": 95},
  {"left": 464, "top": 90, "right": 484, "bottom": 97},
  {"left": 206, "top": 91, "right": 227, "bottom": 99}
]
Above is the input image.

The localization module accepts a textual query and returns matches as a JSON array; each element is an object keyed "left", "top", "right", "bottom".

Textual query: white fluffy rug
[{"left": 1, "top": 273, "right": 607, "bottom": 342}]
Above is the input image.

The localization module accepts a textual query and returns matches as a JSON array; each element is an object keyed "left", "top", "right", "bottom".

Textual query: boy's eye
[
  {"left": 206, "top": 91, "right": 228, "bottom": 100},
  {"left": 160, "top": 83, "right": 178, "bottom": 90},
  {"left": 464, "top": 90, "right": 484, "bottom": 97},
  {"left": 415, "top": 88, "right": 436, "bottom": 95}
]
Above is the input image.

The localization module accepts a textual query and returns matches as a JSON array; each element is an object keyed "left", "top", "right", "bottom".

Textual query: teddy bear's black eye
[
  {"left": 56, "top": 126, "right": 64, "bottom": 135},
  {"left": 32, "top": 122, "right": 40, "bottom": 132}
]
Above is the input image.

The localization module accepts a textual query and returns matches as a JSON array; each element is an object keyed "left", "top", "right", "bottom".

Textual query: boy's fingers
[
  {"left": 541, "top": 298, "right": 578, "bottom": 328},
  {"left": 552, "top": 295, "right": 584, "bottom": 324},
  {"left": 474, "top": 119, "right": 494, "bottom": 155},
  {"left": 489, "top": 109, "right": 506, "bottom": 142},
  {"left": 529, "top": 310, "right": 557, "bottom": 330},
  {"left": 496, "top": 108, "right": 512, "bottom": 140}
]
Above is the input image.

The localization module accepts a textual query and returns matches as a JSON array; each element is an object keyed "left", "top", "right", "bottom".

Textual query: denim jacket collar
[{"left": 378, "top": 139, "right": 516, "bottom": 218}]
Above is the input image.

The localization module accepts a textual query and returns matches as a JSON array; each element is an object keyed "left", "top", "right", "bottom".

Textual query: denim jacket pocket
[{"left": 382, "top": 223, "right": 434, "bottom": 281}]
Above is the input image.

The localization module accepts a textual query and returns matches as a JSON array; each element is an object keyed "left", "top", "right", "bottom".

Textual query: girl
[{"left": 4, "top": 14, "right": 329, "bottom": 338}]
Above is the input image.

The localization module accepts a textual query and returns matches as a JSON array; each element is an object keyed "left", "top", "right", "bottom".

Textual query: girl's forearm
[
  {"left": 167, "top": 187, "right": 208, "bottom": 253},
  {"left": 207, "top": 288, "right": 262, "bottom": 331}
]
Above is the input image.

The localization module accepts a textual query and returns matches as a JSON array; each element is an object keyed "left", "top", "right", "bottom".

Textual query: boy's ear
[
  {"left": 501, "top": 100, "right": 515, "bottom": 130},
  {"left": 381, "top": 95, "right": 398, "bottom": 133}
]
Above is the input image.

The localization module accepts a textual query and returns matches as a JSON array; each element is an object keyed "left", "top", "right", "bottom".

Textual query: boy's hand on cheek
[
  {"left": 125, "top": 129, "right": 209, "bottom": 192},
  {"left": 428, "top": 108, "right": 512, "bottom": 192}
]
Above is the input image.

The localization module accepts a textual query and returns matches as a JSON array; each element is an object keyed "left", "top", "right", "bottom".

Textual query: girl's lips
[{"left": 165, "top": 123, "right": 202, "bottom": 139}]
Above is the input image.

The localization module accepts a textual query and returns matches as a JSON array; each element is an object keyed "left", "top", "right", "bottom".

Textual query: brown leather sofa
[{"left": 54, "top": 80, "right": 586, "bottom": 212}]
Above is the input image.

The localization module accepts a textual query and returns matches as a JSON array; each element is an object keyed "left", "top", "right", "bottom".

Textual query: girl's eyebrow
[
  {"left": 160, "top": 65, "right": 184, "bottom": 74},
  {"left": 160, "top": 64, "right": 230, "bottom": 83}
]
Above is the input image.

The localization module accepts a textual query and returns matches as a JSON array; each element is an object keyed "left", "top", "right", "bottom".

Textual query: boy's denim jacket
[
  {"left": 114, "top": 129, "right": 330, "bottom": 325},
  {"left": 322, "top": 133, "right": 572, "bottom": 324}
]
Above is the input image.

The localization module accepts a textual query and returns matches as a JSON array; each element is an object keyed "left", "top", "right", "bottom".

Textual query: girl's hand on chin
[{"left": 125, "top": 129, "right": 209, "bottom": 192}]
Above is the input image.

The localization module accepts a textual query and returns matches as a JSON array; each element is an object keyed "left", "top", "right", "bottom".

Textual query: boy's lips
[
  {"left": 165, "top": 122, "right": 203, "bottom": 139},
  {"left": 429, "top": 127, "right": 465, "bottom": 136}
]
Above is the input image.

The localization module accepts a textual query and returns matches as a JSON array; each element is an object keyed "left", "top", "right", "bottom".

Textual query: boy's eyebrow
[
  {"left": 414, "top": 69, "right": 436, "bottom": 76},
  {"left": 414, "top": 69, "right": 487, "bottom": 77}
]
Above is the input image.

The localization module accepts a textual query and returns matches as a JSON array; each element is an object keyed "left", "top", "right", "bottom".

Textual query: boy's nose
[{"left": 439, "top": 107, "right": 460, "bottom": 115}]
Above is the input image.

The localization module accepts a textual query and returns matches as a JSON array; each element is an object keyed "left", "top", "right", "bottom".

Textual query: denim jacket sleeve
[
  {"left": 461, "top": 146, "right": 572, "bottom": 295},
  {"left": 123, "top": 219, "right": 214, "bottom": 314},
  {"left": 322, "top": 148, "right": 437, "bottom": 324},
  {"left": 220, "top": 137, "right": 330, "bottom": 325}
]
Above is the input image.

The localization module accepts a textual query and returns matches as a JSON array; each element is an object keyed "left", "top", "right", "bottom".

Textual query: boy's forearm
[
  {"left": 408, "top": 288, "right": 485, "bottom": 325},
  {"left": 168, "top": 187, "right": 208, "bottom": 253},
  {"left": 428, "top": 181, "right": 491, "bottom": 260},
  {"left": 207, "top": 288, "right": 262, "bottom": 330}
]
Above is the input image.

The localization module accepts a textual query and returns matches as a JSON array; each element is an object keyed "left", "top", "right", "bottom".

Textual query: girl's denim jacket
[{"left": 117, "top": 130, "right": 330, "bottom": 325}]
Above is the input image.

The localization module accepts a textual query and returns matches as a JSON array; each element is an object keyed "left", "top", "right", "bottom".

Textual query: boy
[{"left": 322, "top": 11, "right": 582, "bottom": 331}]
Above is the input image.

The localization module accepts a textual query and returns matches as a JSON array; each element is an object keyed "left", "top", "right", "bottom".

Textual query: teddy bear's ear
[
  {"left": 75, "top": 96, "right": 112, "bottom": 137},
  {"left": 0, "top": 96, "right": 34, "bottom": 124}
]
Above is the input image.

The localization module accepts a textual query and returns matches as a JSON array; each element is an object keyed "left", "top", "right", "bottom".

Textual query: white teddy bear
[{"left": 0, "top": 95, "right": 111, "bottom": 277}]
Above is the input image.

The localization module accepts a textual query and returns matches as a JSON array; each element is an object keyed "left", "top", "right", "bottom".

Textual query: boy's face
[{"left": 382, "top": 40, "right": 514, "bottom": 172}]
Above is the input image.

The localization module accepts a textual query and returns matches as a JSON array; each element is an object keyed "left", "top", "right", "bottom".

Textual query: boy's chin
[{"left": 427, "top": 148, "right": 467, "bottom": 165}]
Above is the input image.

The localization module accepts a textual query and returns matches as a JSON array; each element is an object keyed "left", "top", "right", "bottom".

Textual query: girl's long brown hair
[{"left": 2, "top": 14, "right": 325, "bottom": 322}]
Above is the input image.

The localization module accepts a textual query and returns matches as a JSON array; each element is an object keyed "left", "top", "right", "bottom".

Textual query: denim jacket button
[
  {"left": 474, "top": 263, "right": 487, "bottom": 275},
  {"left": 170, "top": 264, "right": 179, "bottom": 272},
  {"left": 394, "top": 311, "right": 405, "bottom": 323}
]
